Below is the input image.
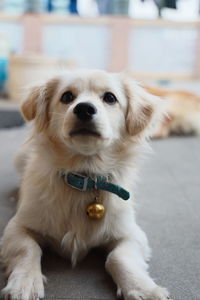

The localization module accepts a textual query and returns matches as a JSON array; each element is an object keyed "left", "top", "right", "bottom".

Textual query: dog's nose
[{"left": 73, "top": 102, "right": 97, "bottom": 121}]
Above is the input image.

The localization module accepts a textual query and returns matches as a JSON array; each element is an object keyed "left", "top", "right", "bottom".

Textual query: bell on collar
[{"left": 86, "top": 203, "right": 105, "bottom": 219}]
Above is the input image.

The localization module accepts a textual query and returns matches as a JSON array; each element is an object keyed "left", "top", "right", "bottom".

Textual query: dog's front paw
[
  {"left": 2, "top": 271, "right": 45, "bottom": 300},
  {"left": 124, "top": 285, "right": 171, "bottom": 300}
]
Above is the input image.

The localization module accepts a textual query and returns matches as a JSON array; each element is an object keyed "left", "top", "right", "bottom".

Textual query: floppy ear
[
  {"left": 21, "top": 85, "right": 40, "bottom": 122},
  {"left": 123, "top": 76, "right": 165, "bottom": 137},
  {"left": 21, "top": 78, "right": 59, "bottom": 131}
]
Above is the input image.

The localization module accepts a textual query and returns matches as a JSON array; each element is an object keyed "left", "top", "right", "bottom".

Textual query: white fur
[{"left": 1, "top": 70, "right": 170, "bottom": 300}]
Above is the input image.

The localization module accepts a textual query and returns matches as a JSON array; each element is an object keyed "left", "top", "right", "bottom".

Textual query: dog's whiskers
[
  {"left": 50, "top": 112, "right": 65, "bottom": 117},
  {"left": 46, "top": 114, "right": 65, "bottom": 127}
]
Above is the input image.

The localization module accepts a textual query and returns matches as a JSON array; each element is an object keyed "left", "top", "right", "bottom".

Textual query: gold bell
[{"left": 86, "top": 203, "right": 105, "bottom": 219}]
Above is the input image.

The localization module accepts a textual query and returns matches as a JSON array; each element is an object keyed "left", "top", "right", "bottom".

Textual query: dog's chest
[
  {"left": 60, "top": 198, "right": 110, "bottom": 266},
  {"left": 45, "top": 187, "right": 110, "bottom": 260}
]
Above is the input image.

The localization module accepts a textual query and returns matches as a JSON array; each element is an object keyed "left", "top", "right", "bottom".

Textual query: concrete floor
[{"left": 0, "top": 127, "right": 200, "bottom": 300}]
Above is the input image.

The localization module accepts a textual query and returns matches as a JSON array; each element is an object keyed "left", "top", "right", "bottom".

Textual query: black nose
[{"left": 73, "top": 102, "right": 97, "bottom": 121}]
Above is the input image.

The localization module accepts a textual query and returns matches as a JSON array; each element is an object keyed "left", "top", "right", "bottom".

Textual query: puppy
[
  {"left": 143, "top": 85, "right": 200, "bottom": 138},
  {"left": 1, "top": 70, "right": 170, "bottom": 300}
]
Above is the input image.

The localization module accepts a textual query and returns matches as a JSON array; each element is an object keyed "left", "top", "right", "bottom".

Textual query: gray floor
[{"left": 0, "top": 127, "right": 200, "bottom": 300}]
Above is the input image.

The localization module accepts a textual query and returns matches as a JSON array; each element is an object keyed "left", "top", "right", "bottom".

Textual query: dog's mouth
[{"left": 69, "top": 128, "right": 101, "bottom": 137}]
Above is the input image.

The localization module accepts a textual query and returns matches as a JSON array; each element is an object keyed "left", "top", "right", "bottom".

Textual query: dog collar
[{"left": 59, "top": 171, "right": 130, "bottom": 200}]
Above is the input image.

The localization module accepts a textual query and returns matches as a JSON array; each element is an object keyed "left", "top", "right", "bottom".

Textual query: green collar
[{"left": 59, "top": 171, "right": 130, "bottom": 200}]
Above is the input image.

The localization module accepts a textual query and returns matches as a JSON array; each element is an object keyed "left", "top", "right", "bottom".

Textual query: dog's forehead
[{"left": 59, "top": 71, "right": 121, "bottom": 93}]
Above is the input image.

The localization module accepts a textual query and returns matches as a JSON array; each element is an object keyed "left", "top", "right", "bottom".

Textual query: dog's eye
[
  {"left": 60, "top": 91, "right": 74, "bottom": 104},
  {"left": 103, "top": 92, "right": 117, "bottom": 105}
]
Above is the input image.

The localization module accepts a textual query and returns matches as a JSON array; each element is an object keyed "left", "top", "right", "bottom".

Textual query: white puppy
[{"left": 1, "top": 70, "right": 170, "bottom": 300}]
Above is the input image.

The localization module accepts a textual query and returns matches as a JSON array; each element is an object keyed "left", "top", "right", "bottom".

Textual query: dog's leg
[
  {"left": 133, "top": 224, "right": 152, "bottom": 263},
  {"left": 1, "top": 218, "right": 45, "bottom": 300},
  {"left": 105, "top": 239, "right": 170, "bottom": 300}
]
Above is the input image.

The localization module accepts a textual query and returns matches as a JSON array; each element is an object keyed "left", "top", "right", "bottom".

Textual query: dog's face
[
  {"left": 48, "top": 70, "right": 128, "bottom": 155},
  {"left": 21, "top": 70, "right": 163, "bottom": 155}
]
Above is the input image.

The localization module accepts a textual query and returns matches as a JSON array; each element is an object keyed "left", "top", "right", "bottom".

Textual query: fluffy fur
[
  {"left": 143, "top": 85, "right": 200, "bottom": 138},
  {"left": 1, "top": 70, "right": 170, "bottom": 300}
]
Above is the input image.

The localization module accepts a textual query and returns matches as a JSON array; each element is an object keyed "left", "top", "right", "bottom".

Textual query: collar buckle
[
  {"left": 80, "top": 175, "right": 89, "bottom": 191},
  {"left": 66, "top": 173, "right": 89, "bottom": 191}
]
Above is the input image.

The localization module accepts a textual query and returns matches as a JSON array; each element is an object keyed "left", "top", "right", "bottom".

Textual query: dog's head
[{"left": 21, "top": 70, "right": 164, "bottom": 155}]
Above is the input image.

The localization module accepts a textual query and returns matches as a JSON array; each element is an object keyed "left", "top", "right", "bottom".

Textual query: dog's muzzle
[{"left": 70, "top": 102, "right": 100, "bottom": 137}]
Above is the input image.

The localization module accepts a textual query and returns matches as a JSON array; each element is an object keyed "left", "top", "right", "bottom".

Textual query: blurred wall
[
  {"left": 0, "top": 20, "right": 23, "bottom": 53},
  {"left": 0, "top": 14, "right": 200, "bottom": 79},
  {"left": 43, "top": 23, "right": 111, "bottom": 69}
]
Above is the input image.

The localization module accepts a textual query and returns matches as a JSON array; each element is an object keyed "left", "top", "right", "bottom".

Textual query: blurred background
[{"left": 1, "top": 0, "right": 200, "bottom": 102}]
